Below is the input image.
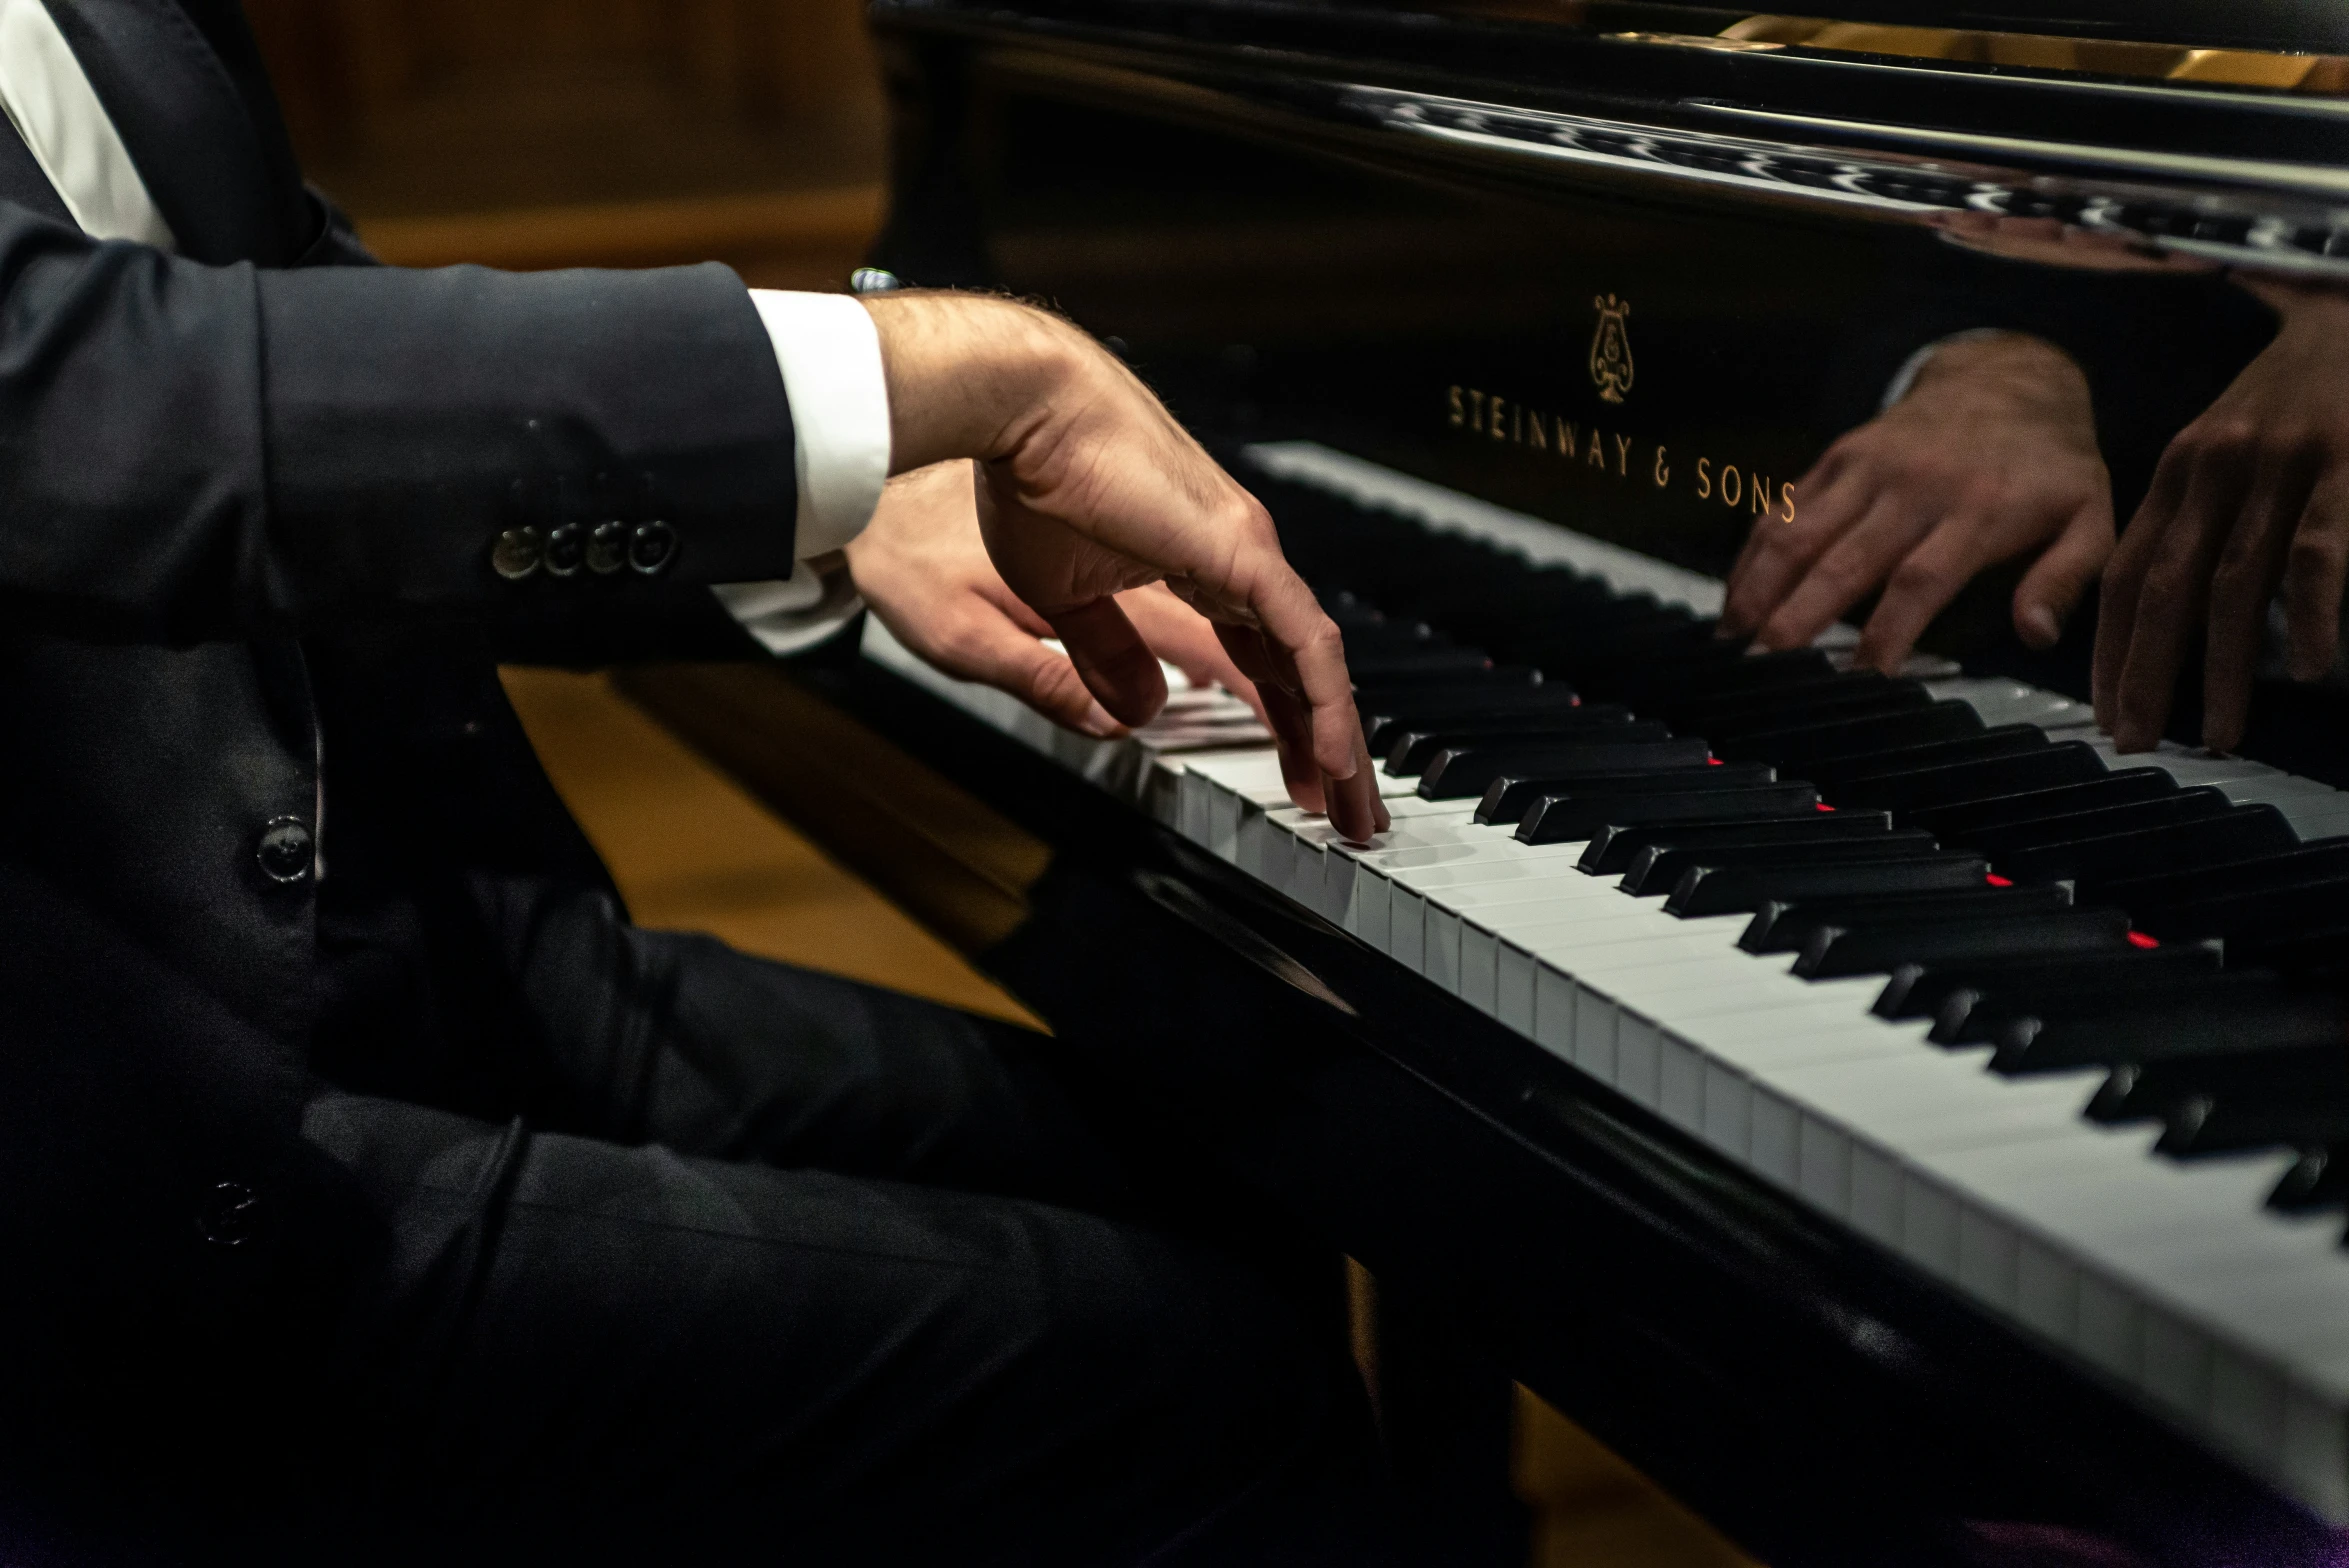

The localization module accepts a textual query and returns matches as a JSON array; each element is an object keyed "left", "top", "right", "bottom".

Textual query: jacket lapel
[
  {"left": 0, "top": 105, "right": 75, "bottom": 226},
  {"left": 37, "top": 0, "right": 304, "bottom": 265}
]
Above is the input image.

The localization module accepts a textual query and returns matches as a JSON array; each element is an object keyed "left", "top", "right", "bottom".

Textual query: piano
[{"left": 630, "top": 3, "right": 2349, "bottom": 1561}]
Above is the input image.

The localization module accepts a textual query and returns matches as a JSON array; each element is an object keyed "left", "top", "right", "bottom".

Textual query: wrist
[
  {"left": 1909, "top": 330, "right": 2080, "bottom": 397},
  {"left": 862, "top": 292, "right": 1088, "bottom": 473},
  {"left": 1906, "top": 331, "right": 2094, "bottom": 436}
]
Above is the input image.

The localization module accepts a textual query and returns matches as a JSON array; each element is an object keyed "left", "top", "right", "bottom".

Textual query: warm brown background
[
  {"left": 233, "top": 8, "right": 1756, "bottom": 1561},
  {"left": 246, "top": 0, "right": 886, "bottom": 280}
]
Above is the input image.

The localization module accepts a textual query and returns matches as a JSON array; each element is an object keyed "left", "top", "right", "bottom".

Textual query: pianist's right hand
[
  {"left": 1719, "top": 329, "right": 2115, "bottom": 673},
  {"left": 847, "top": 458, "right": 1268, "bottom": 737},
  {"left": 862, "top": 291, "right": 1387, "bottom": 841}
]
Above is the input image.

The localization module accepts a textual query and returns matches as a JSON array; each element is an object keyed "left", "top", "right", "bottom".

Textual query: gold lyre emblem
[{"left": 1589, "top": 293, "right": 1634, "bottom": 404}]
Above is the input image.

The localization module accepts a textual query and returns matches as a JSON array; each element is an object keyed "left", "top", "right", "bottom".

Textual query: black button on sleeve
[
  {"left": 545, "top": 522, "right": 588, "bottom": 577},
  {"left": 629, "top": 520, "right": 678, "bottom": 575},
  {"left": 587, "top": 521, "right": 629, "bottom": 575},
  {"left": 255, "top": 816, "right": 315, "bottom": 885},
  {"left": 197, "top": 1182, "right": 263, "bottom": 1247},
  {"left": 492, "top": 526, "right": 544, "bottom": 580}
]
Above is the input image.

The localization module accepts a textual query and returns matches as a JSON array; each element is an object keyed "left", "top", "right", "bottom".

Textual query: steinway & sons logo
[
  {"left": 1442, "top": 289, "right": 1797, "bottom": 524},
  {"left": 1589, "top": 293, "right": 1633, "bottom": 404}
]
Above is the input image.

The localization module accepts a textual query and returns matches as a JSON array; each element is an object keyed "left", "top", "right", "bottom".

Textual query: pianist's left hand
[
  {"left": 1719, "top": 330, "right": 2114, "bottom": 673},
  {"left": 847, "top": 460, "right": 1266, "bottom": 738},
  {"left": 2096, "top": 277, "right": 2349, "bottom": 753}
]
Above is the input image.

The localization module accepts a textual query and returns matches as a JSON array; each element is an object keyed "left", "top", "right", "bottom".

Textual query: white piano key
[
  {"left": 1927, "top": 676, "right": 2097, "bottom": 732},
  {"left": 1382, "top": 843, "right": 1596, "bottom": 892}
]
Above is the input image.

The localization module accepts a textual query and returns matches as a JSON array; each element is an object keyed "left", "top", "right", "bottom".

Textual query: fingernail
[
  {"left": 2021, "top": 605, "right": 2061, "bottom": 647},
  {"left": 1079, "top": 704, "right": 1124, "bottom": 739}
]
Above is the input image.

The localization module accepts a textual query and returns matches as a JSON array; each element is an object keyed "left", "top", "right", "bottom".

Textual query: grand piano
[{"left": 627, "top": 3, "right": 2349, "bottom": 1561}]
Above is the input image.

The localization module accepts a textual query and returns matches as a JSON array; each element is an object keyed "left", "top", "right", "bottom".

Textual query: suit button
[
  {"left": 255, "top": 816, "right": 315, "bottom": 885},
  {"left": 629, "top": 520, "right": 677, "bottom": 575},
  {"left": 197, "top": 1182, "right": 262, "bottom": 1247},
  {"left": 492, "top": 526, "right": 544, "bottom": 580},
  {"left": 545, "top": 522, "right": 588, "bottom": 577},
  {"left": 587, "top": 521, "right": 629, "bottom": 575}
]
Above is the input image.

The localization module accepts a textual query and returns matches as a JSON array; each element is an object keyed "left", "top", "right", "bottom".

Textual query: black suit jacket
[{"left": 0, "top": 0, "right": 809, "bottom": 1462}]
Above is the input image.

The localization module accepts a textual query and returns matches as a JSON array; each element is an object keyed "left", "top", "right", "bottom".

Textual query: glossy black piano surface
[{"left": 775, "top": 2, "right": 2349, "bottom": 1561}]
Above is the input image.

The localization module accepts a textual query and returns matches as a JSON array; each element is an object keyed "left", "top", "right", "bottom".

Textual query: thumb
[
  {"left": 925, "top": 603, "right": 1127, "bottom": 737},
  {"left": 1047, "top": 596, "right": 1169, "bottom": 727},
  {"left": 2014, "top": 495, "right": 2115, "bottom": 650}
]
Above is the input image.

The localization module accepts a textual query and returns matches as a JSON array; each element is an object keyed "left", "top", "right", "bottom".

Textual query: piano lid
[
  {"left": 895, "top": 0, "right": 2349, "bottom": 279},
  {"left": 1404, "top": 2, "right": 2349, "bottom": 62}
]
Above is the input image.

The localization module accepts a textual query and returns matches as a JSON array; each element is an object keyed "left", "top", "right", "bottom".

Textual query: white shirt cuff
[
  {"left": 750, "top": 288, "right": 891, "bottom": 559},
  {"left": 712, "top": 562, "right": 864, "bottom": 658}
]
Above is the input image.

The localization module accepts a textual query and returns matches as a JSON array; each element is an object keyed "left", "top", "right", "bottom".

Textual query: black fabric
[
  {"left": 0, "top": 0, "right": 796, "bottom": 1042},
  {"left": 44, "top": 0, "right": 308, "bottom": 264},
  {"left": 0, "top": 108, "right": 73, "bottom": 227},
  {"left": 286, "top": 878, "right": 1375, "bottom": 1564},
  {"left": 0, "top": 867, "right": 1380, "bottom": 1564}
]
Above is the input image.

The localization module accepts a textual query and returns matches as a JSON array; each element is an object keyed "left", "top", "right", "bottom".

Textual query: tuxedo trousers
[{"left": 0, "top": 867, "right": 1378, "bottom": 1566}]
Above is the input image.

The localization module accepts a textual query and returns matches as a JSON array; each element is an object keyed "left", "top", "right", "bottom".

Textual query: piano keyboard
[{"left": 862, "top": 439, "right": 2349, "bottom": 1523}]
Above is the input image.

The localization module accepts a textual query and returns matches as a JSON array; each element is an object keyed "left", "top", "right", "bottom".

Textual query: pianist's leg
[{"left": 277, "top": 875, "right": 1384, "bottom": 1562}]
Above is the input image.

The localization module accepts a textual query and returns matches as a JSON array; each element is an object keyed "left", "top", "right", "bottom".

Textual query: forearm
[
  {"left": 0, "top": 203, "right": 798, "bottom": 642},
  {"left": 861, "top": 291, "right": 1086, "bottom": 475}
]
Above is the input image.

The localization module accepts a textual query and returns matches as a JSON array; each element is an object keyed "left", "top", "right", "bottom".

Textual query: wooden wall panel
[{"left": 244, "top": 0, "right": 883, "bottom": 149}]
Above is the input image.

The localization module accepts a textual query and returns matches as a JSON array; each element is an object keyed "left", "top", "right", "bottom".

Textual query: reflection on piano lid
[
  {"left": 868, "top": 441, "right": 2349, "bottom": 1524},
  {"left": 1399, "top": 3, "right": 2349, "bottom": 79}
]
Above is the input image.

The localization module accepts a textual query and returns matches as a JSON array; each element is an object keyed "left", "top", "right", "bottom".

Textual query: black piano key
[
  {"left": 1668, "top": 854, "right": 1990, "bottom": 918},
  {"left": 1477, "top": 763, "right": 1777, "bottom": 827},
  {"left": 1872, "top": 942, "right": 2220, "bottom": 1019},
  {"left": 1580, "top": 809, "right": 1897, "bottom": 875},
  {"left": 1805, "top": 724, "right": 2053, "bottom": 787},
  {"left": 1420, "top": 736, "right": 1714, "bottom": 799},
  {"left": 1518, "top": 784, "right": 1826, "bottom": 845},
  {"left": 2135, "top": 877, "right": 2349, "bottom": 946},
  {"left": 1344, "top": 647, "right": 1499, "bottom": 680},
  {"left": 1386, "top": 717, "right": 1669, "bottom": 776},
  {"left": 1622, "top": 832, "right": 1941, "bottom": 898},
  {"left": 1795, "top": 907, "right": 2133, "bottom": 980},
  {"left": 2269, "top": 1145, "right": 2349, "bottom": 1213},
  {"left": 1362, "top": 691, "right": 1604, "bottom": 752},
  {"left": 1512, "top": 613, "right": 1716, "bottom": 667},
  {"left": 1603, "top": 647, "right": 1837, "bottom": 702},
  {"left": 1988, "top": 981, "right": 2345, "bottom": 1074},
  {"left": 1352, "top": 662, "right": 1544, "bottom": 693},
  {"left": 1997, "top": 805, "right": 2297, "bottom": 889},
  {"left": 1932, "top": 969, "right": 2249, "bottom": 1046},
  {"left": 1748, "top": 886, "right": 2071, "bottom": 957},
  {"left": 1340, "top": 619, "right": 1449, "bottom": 654},
  {"left": 2096, "top": 1051, "right": 2349, "bottom": 1155},
  {"left": 2223, "top": 921, "right": 2349, "bottom": 975},
  {"left": 2097, "top": 840, "right": 2349, "bottom": 916},
  {"left": 1663, "top": 676, "right": 1926, "bottom": 736},
  {"left": 1828, "top": 743, "right": 2110, "bottom": 814},
  {"left": 1904, "top": 770, "right": 2178, "bottom": 839},
  {"left": 1959, "top": 789, "right": 2234, "bottom": 857},
  {"left": 1712, "top": 702, "right": 1983, "bottom": 769}
]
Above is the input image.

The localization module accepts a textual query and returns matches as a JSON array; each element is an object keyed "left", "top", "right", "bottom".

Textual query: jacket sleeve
[{"left": 0, "top": 201, "right": 800, "bottom": 643}]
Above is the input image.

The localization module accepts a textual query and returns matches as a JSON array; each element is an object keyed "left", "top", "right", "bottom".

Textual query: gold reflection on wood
[
  {"left": 502, "top": 667, "right": 1041, "bottom": 1026},
  {"left": 1716, "top": 13, "right": 2348, "bottom": 93},
  {"left": 616, "top": 664, "right": 1056, "bottom": 962}
]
